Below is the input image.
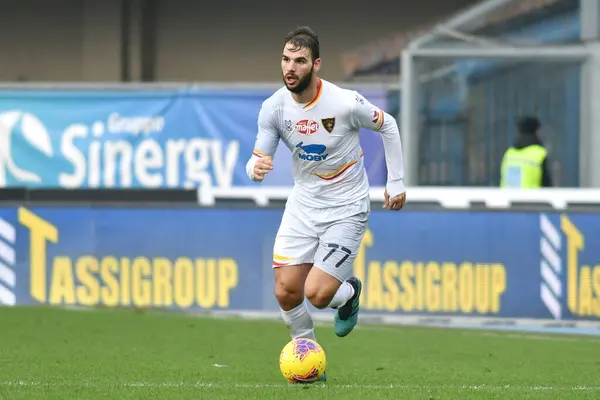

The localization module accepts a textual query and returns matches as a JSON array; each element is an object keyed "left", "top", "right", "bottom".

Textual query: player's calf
[
  {"left": 280, "top": 300, "right": 316, "bottom": 341},
  {"left": 274, "top": 264, "right": 316, "bottom": 341},
  {"left": 304, "top": 267, "right": 343, "bottom": 309},
  {"left": 304, "top": 286, "right": 335, "bottom": 309}
]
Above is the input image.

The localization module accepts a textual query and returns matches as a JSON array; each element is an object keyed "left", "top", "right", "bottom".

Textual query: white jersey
[{"left": 246, "top": 78, "right": 405, "bottom": 210}]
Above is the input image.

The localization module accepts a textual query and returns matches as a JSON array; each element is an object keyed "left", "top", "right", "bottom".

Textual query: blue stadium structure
[{"left": 343, "top": 0, "right": 583, "bottom": 187}]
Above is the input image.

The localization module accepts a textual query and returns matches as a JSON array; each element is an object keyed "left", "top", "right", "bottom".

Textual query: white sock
[
  {"left": 281, "top": 300, "right": 316, "bottom": 341},
  {"left": 327, "top": 281, "right": 355, "bottom": 309}
]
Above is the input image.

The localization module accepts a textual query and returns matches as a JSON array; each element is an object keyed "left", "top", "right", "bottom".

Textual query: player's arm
[
  {"left": 246, "top": 103, "right": 281, "bottom": 182},
  {"left": 351, "top": 92, "right": 406, "bottom": 210}
]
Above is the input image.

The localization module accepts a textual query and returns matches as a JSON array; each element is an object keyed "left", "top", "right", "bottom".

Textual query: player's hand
[
  {"left": 253, "top": 157, "right": 273, "bottom": 181},
  {"left": 383, "top": 188, "right": 406, "bottom": 211}
]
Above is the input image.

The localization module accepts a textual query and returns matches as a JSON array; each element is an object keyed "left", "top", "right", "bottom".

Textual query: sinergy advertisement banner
[{"left": 0, "top": 88, "right": 390, "bottom": 189}]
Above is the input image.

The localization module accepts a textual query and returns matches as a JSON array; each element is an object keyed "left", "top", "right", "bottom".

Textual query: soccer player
[{"left": 246, "top": 26, "right": 406, "bottom": 379}]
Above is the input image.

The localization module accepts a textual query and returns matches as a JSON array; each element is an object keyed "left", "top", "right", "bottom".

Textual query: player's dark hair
[{"left": 284, "top": 26, "right": 320, "bottom": 61}]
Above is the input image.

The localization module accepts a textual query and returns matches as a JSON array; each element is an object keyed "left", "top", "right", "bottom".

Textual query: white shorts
[{"left": 272, "top": 197, "right": 370, "bottom": 282}]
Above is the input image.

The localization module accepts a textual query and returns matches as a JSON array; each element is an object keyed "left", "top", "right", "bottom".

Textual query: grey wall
[{"left": 0, "top": 0, "right": 476, "bottom": 82}]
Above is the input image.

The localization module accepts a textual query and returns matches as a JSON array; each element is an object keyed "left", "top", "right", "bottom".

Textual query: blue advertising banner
[
  {"left": 0, "top": 88, "right": 390, "bottom": 189},
  {"left": 0, "top": 207, "right": 597, "bottom": 320}
]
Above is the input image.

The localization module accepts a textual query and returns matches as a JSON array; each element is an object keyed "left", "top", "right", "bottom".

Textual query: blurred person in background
[{"left": 500, "top": 116, "right": 553, "bottom": 188}]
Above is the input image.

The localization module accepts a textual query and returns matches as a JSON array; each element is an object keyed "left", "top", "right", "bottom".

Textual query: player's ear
[{"left": 313, "top": 58, "right": 321, "bottom": 72}]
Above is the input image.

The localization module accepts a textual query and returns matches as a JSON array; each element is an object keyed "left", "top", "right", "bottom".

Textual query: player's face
[{"left": 281, "top": 44, "right": 320, "bottom": 94}]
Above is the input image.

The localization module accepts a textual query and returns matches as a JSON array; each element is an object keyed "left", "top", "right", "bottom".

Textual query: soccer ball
[{"left": 279, "top": 338, "right": 327, "bottom": 383}]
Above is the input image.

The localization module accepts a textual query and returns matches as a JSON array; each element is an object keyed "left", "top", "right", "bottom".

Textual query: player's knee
[{"left": 274, "top": 278, "right": 304, "bottom": 310}]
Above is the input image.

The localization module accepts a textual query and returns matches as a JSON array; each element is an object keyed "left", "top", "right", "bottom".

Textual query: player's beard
[{"left": 284, "top": 66, "right": 313, "bottom": 94}]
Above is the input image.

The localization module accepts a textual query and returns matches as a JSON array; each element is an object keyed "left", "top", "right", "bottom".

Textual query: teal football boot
[{"left": 334, "top": 277, "right": 362, "bottom": 337}]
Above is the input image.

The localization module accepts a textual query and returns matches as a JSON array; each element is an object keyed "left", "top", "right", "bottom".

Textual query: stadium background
[{"left": 1, "top": 0, "right": 600, "bottom": 329}]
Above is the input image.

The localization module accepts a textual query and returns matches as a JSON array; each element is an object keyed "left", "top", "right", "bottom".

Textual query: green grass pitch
[{"left": 0, "top": 306, "right": 599, "bottom": 399}]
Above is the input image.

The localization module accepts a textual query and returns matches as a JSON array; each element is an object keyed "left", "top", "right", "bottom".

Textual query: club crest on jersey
[
  {"left": 321, "top": 117, "right": 335, "bottom": 133},
  {"left": 295, "top": 119, "right": 319, "bottom": 135}
]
